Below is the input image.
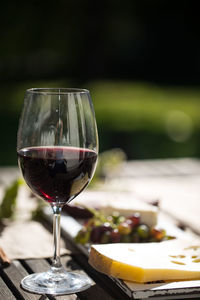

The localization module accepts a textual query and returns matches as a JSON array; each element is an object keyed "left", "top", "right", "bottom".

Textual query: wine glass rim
[{"left": 27, "top": 88, "right": 90, "bottom": 95}]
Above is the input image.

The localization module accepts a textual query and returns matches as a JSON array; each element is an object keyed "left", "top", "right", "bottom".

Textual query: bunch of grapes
[{"left": 75, "top": 210, "right": 174, "bottom": 245}]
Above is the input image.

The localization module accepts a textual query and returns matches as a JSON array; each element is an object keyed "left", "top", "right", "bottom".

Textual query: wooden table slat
[
  {"left": 23, "top": 258, "right": 77, "bottom": 300},
  {"left": 1, "top": 260, "right": 42, "bottom": 300},
  {"left": 0, "top": 276, "right": 16, "bottom": 300},
  {"left": 22, "top": 259, "right": 50, "bottom": 274}
]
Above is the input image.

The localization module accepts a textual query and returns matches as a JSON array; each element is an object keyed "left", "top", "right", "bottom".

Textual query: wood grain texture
[
  {"left": 0, "top": 277, "right": 15, "bottom": 300},
  {"left": 1, "top": 260, "right": 41, "bottom": 300}
]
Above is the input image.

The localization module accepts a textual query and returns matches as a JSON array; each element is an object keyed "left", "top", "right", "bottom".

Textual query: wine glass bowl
[{"left": 17, "top": 88, "right": 98, "bottom": 295}]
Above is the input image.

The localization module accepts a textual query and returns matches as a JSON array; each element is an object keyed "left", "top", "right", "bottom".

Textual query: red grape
[{"left": 128, "top": 213, "right": 140, "bottom": 227}]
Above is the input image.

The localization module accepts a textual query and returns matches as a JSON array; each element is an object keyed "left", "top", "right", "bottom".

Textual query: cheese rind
[{"left": 89, "top": 240, "right": 200, "bottom": 283}]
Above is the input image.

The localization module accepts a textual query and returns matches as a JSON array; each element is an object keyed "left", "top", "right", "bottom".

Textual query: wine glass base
[{"left": 21, "top": 270, "right": 92, "bottom": 295}]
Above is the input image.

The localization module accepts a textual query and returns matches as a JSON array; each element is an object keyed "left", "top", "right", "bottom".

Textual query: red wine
[{"left": 18, "top": 146, "right": 97, "bottom": 204}]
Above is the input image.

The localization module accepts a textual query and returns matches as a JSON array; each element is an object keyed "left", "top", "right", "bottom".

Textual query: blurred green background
[{"left": 1, "top": 1, "right": 200, "bottom": 165}]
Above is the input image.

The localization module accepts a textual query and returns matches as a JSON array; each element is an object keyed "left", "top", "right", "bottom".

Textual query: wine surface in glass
[{"left": 18, "top": 146, "right": 97, "bottom": 204}]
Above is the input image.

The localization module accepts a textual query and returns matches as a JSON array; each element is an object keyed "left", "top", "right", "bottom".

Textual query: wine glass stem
[{"left": 52, "top": 205, "right": 62, "bottom": 268}]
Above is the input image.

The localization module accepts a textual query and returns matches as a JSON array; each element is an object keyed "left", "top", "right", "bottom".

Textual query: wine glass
[{"left": 17, "top": 88, "right": 98, "bottom": 295}]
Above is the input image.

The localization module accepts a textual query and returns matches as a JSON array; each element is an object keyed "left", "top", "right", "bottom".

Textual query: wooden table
[
  {"left": 1, "top": 158, "right": 200, "bottom": 300},
  {"left": 0, "top": 247, "right": 128, "bottom": 300}
]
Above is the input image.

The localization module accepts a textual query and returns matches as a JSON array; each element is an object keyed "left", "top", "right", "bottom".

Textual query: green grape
[
  {"left": 137, "top": 224, "right": 150, "bottom": 239},
  {"left": 75, "top": 229, "right": 90, "bottom": 244}
]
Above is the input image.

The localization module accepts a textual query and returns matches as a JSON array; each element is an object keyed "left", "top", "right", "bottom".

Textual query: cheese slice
[
  {"left": 89, "top": 239, "right": 200, "bottom": 283},
  {"left": 74, "top": 191, "right": 158, "bottom": 226}
]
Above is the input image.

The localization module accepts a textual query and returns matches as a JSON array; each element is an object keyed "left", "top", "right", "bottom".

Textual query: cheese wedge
[
  {"left": 89, "top": 239, "right": 200, "bottom": 283},
  {"left": 74, "top": 191, "right": 158, "bottom": 226}
]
